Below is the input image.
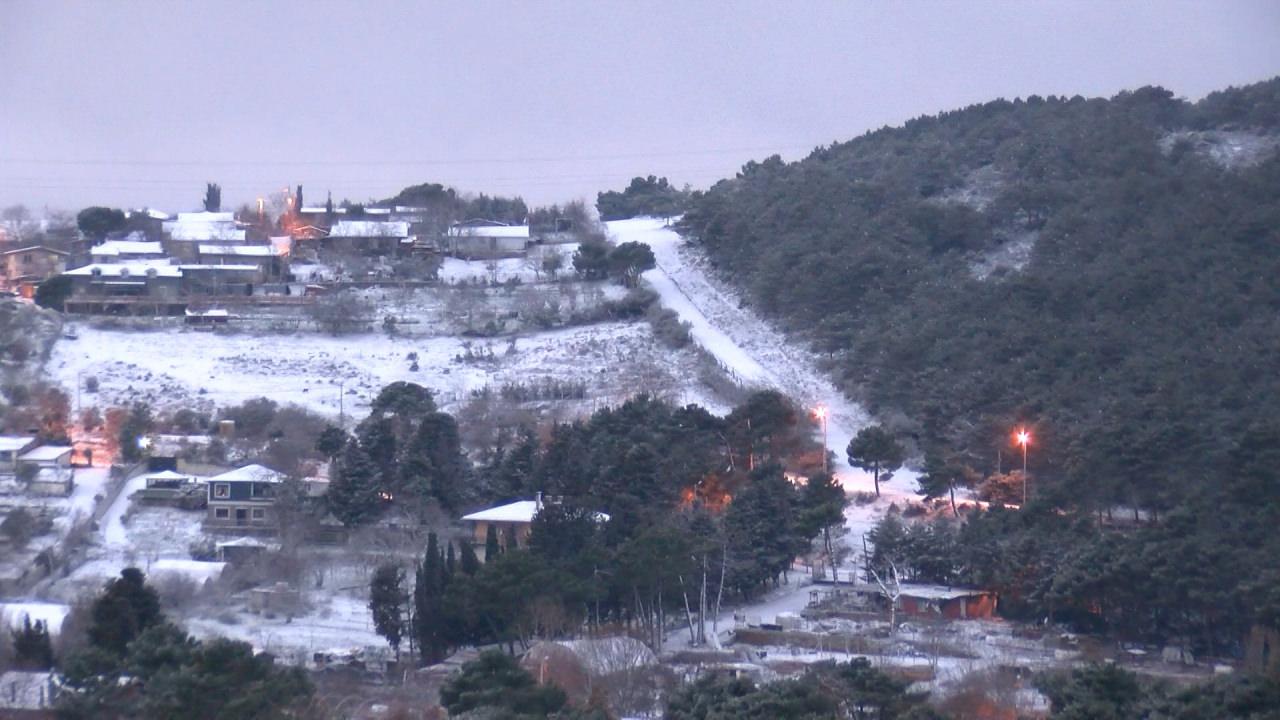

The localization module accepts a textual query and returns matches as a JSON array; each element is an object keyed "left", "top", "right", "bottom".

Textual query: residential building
[
  {"left": 0, "top": 437, "right": 37, "bottom": 476},
  {"left": 205, "top": 464, "right": 285, "bottom": 530},
  {"left": 62, "top": 261, "right": 183, "bottom": 300},
  {"left": 196, "top": 244, "right": 285, "bottom": 279},
  {"left": 162, "top": 212, "right": 246, "bottom": 261},
  {"left": 0, "top": 246, "right": 68, "bottom": 298},
  {"left": 18, "top": 446, "right": 74, "bottom": 496},
  {"left": 461, "top": 494, "right": 608, "bottom": 560},
  {"left": 445, "top": 219, "right": 530, "bottom": 259},
  {"left": 324, "top": 220, "right": 410, "bottom": 254}
]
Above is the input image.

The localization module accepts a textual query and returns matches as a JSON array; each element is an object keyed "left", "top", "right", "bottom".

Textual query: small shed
[
  {"left": 0, "top": 670, "right": 59, "bottom": 717},
  {"left": 216, "top": 536, "right": 271, "bottom": 563}
]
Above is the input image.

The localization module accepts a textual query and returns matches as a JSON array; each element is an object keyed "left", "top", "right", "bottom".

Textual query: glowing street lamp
[
  {"left": 814, "top": 405, "right": 829, "bottom": 473},
  {"left": 1014, "top": 428, "right": 1031, "bottom": 504}
]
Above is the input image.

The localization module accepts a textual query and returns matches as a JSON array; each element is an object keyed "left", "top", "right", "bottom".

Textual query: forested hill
[{"left": 681, "top": 79, "right": 1280, "bottom": 511}]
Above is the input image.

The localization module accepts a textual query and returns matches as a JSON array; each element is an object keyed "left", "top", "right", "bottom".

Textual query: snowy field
[{"left": 48, "top": 320, "right": 723, "bottom": 424}]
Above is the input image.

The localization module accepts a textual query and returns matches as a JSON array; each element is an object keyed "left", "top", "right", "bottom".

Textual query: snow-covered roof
[
  {"left": 149, "top": 559, "right": 226, "bottom": 583},
  {"left": 164, "top": 213, "right": 244, "bottom": 242},
  {"left": 210, "top": 463, "right": 285, "bottom": 484},
  {"left": 0, "top": 245, "right": 69, "bottom": 257},
  {"left": 327, "top": 220, "right": 410, "bottom": 238},
  {"left": 174, "top": 211, "right": 234, "bottom": 223},
  {"left": 132, "top": 207, "right": 171, "bottom": 220},
  {"left": 185, "top": 308, "right": 229, "bottom": 317},
  {"left": 64, "top": 262, "right": 182, "bottom": 278},
  {"left": 19, "top": 445, "right": 73, "bottom": 462},
  {"left": 853, "top": 583, "right": 993, "bottom": 601},
  {"left": 90, "top": 240, "right": 165, "bottom": 256},
  {"left": 0, "top": 436, "right": 35, "bottom": 453},
  {"left": 448, "top": 224, "right": 531, "bottom": 239},
  {"left": 300, "top": 206, "right": 346, "bottom": 214},
  {"left": 462, "top": 500, "right": 540, "bottom": 523},
  {"left": 145, "top": 469, "right": 192, "bottom": 480},
  {"left": 461, "top": 499, "right": 609, "bottom": 524},
  {"left": 197, "top": 244, "right": 275, "bottom": 257},
  {"left": 177, "top": 264, "right": 261, "bottom": 272},
  {"left": 363, "top": 207, "right": 391, "bottom": 216},
  {"left": 216, "top": 536, "right": 269, "bottom": 549}
]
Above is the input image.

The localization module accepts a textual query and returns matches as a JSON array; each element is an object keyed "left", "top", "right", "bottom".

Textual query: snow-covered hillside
[{"left": 608, "top": 218, "right": 918, "bottom": 498}]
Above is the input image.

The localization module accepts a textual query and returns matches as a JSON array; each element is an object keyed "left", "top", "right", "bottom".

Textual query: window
[
  {"left": 251, "top": 508, "right": 265, "bottom": 520},
  {"left": 214, "top": 508, "right": 229, "bottom": 519},
  {"left": 213, "top": 483, "right": 230, "bottom": 499}
]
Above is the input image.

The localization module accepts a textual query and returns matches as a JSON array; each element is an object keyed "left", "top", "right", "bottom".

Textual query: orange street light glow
[
  {"left": 1015, "top": 429, "right": 1030, "bottom": 447},
  {"left": 814, "top": 406, "right": 827, "bottom": 419}
]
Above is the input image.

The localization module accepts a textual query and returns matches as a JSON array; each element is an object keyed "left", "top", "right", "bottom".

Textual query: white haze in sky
[{"left": 1, "top": 0, "right": 1278, "bottom": 213}]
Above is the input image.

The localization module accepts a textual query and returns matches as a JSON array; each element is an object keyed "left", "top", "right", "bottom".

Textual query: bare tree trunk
[
  {"left": 712, "top": 544, "right": 727, "bottom": 640},
  {"left": 677, "top": 574, "right": 697, "bottom": 643},
  {"left": 699, "top": 554, "right": 708, "bottom": 646}
]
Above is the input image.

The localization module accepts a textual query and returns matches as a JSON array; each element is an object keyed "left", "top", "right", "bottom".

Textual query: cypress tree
[
  {"left": 11, "top": 617, "right": 54, "bottom": 670},
  {"left": 328, "top": 439, "right": 382, "bottom": 527},
  {"left": 414, "top": 533, "right": 448, "bottom": 664},
  {"left": 460, "top": 541, "right": 481, "bottom": 576},
  {"left": 485, "top": 524, "right": 501, "bottom": 562},
  {"left": 445, "top": 542, "right": 456, "bottom": 580}
]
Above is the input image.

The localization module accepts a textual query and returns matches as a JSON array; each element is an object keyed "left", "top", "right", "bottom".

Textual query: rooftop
[
  {"left": 64, "top": 261, "right": 183, "bottom": 278},
  {"left": 91, "top": 240, "right": 165, "bottom": 256},
  {"left": 210, "top": 463, "right": 285, "bottom": 484},
  {"left": 0, "top": 245, "right": 69, "bottom": 257},
  {"left": 461, "top": 498, "right": 609, "bottom": 524},
  {"left": 328, "top": 220, "right": 410, "bottom": 238},
  {"left": 198, "top": 244, "right": 275, "bottom": 257},
  {"left": 448, "top": 224, "right": 531, "bottom": 239},
  {"left": 0, "top": 436, "right": 35, "bottom": 453},
  {"left": 19, "top": 445, "right": 73, "bottom": 462}
]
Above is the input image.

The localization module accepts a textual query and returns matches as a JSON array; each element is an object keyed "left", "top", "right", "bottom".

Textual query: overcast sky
[{"left": 2, "top": 1, "right": 1278, "bottom": 214}]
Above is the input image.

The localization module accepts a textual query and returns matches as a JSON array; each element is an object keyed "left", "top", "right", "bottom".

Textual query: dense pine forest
[{"left": 679, "top": 79, "right": 1280, "bottom": 651}]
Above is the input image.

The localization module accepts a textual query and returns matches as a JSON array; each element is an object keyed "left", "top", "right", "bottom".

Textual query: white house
[
  {"left": 325, "top": 220, "right": 410, "bottom": 254},
  {"left": 445, "top": 220, "right": 531, "bottom": 259},
  {"left": 19, "top": 445, "right": 74, "bottom": 496}
]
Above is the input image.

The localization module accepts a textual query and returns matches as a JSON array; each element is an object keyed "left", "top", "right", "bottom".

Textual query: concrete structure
[
  {"left": 197, "top": 244, "right": 285, "bottom": 279},
  {"left": 18, "top": 446, "right": 74, "bottom": 496},
  {"left": 88, "top": 239, "right": 166, "bottom": 263},
  {"left": 162, "top": 212, "right": 246, "bottom": 261},
  {"left": 0, "top": 670, "right": 59, "bottom": 717},
  {"left": 850, "top": 583, "right": 998, "bottom": 620}
]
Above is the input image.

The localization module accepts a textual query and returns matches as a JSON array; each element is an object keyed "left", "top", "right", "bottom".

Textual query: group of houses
[{"left": 1, "top": 197, "right": 539, "bottom": 313}]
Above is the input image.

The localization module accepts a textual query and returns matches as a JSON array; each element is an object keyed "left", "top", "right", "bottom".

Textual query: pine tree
[
  {"left": 445, "top": 542, "right": 456, "bottom": 580},
  {"left": 847, "top": 425, "right": 906, "bottom": 497},
  {"left": 369, "top": 564, "right": 406, "bottom": 656},
  {"left": 87, "top": 568, "right": 162, "bottom": 656}
]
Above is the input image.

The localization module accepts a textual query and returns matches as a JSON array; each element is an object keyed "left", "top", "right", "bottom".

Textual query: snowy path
[{"left": 608, "top": 218, "right": 918, "bottom": 498}]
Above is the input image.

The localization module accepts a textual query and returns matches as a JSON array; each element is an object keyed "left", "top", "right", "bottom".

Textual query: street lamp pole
[
  {"left": 815, "top": 406, "right": 828, "bottom": 474},
  {"left": 1015, "top": 429, "right": 1031, "bottom": 505}
]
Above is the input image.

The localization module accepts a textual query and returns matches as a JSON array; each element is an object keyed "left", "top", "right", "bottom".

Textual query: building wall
[
  {"left": 449, "top": 236, "right": 527, "bottom": 259},
  {"left": 206, "top": 502, "right": 274, "bottom": 527},
  {"left": 2, "top": 250, "right": 65, "bottom": 288}
]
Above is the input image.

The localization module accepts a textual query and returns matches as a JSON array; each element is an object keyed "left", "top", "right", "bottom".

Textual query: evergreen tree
[
  {"left": 117, "top": 402, "right": 153, "bottom": 464},
  {"left": 572, "top": 241, "right": 610, "bottom": 280},
  {"left": 724, "top": 464, "right": 804, "bottom": 597},
  {"left": 606, "top": 241, "right": 656, "bottom": 287},
  {"left": 369, "top": 563, "right": 407, "bottom": 655},
  {"left": 11, "top": 617, "right": 54, "bottom": 670},
  {"left": 327, "top": 438, "right": 382, "bottom": 526},
  {"left": 87, "top": 568, "right": 162, "bottom": 656},
  {"left": 485, "top": 523, "right": 502, "bottom": 562},
  {"left": 439, "top": 650, "right": 568, "bottom": 718},
  {"left": 798, "top": 472, "right": 849, "bottom": 580},
  {"left": 414, "top": 533, "right": 449, "bottom": 664},
  {"left": 847, "top": 425, "right": 906, "bottom": 497},
  {"left": 460, "top": 540, "right": 481, "bottom": 576},
  {"left": 445, "top": 541, "right": 456, "bottom": 580},
  {"left": 202, "top": 182, "right": 221, "bottom": 212}
]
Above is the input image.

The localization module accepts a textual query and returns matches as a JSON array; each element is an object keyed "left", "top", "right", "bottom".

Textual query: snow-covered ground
[
  {"left": 438, "top": 243, "right": 579, "bottom": 285},
  {"left": 48, "top": 320, "right": 721, "bottom": 424}
]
